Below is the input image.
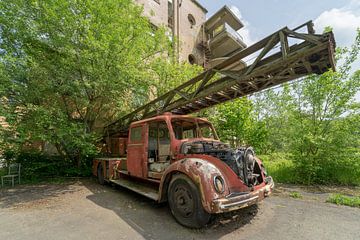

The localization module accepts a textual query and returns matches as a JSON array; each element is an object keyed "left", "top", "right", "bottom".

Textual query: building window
[
  {"left": 148, "top": 23, "right": 158, "bottom": 37},
  {"left": 188, "top": 54, "right": 196, "bottom": 65},
  {"left": 188, "top": 14, "right": 196, "bottom": 28},
  {"left": 168, "top": 0, "right": 173, "bottom": 27}
]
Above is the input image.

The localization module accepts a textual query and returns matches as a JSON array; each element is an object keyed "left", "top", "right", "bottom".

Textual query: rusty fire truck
[{"left": 93, "top": 21, "right": 335, "bottom": 228}]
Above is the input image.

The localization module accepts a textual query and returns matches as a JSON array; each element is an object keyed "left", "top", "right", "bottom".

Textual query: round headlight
[{"left": 213, "top": 176, "right": 225, "bottom": 193}]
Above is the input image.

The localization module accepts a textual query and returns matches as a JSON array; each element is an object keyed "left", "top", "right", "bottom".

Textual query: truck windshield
[{"left": 171, "top": 119, "right": 217, "bottom": 140}]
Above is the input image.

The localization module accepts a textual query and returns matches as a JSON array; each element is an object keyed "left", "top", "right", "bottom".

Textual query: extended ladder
[{"left": 106, "top": 21, "right": 335, "bottom": 136}]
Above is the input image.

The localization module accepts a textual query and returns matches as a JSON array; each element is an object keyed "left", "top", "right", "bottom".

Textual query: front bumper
[{"left": 212, "top": 176, "right": 274, "bottom": 213}]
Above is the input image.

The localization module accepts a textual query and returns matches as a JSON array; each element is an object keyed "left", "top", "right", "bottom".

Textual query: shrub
[
  {"left": 327, "top": 194, "right": 360, "bottom": 208},
  {"left": 289, "top": 191, "right": 303, "bottom": 199},
  {"left": 259, "top": 153, "right": 298, "bottom": 184},
  {"left": 259, "top": 152, "right": 360, "bottom": 186},
  {"left": 2, "top": 151, "right": 93, "bottom": 182}
]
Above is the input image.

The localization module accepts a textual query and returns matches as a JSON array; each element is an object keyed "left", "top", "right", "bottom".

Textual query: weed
[
  {"left": 326, "top": 194, "right": 360, "bottom": 208},
  {"left": 259, "top": 153, "right": 297, "bottom": 184},
  {"left": 289, "top": 191, "right": 303, "bottom": 199}
]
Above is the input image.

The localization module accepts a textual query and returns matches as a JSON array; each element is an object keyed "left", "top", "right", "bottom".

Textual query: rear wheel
[
  {"left": 168, "top": 174, "right": 211, "bottom": 228},
  {"left": 97, "top": 164, "right": 105, "bottom": 185}
]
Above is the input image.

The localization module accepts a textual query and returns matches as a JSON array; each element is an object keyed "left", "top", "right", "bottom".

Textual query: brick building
[{"left": 134, "top": 0, "right": 247, "bottom": 68}]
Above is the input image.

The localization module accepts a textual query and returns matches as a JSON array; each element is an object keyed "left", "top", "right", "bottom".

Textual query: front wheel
[{"left": 168, "top": 174, "right": 211, "bottom": 228}]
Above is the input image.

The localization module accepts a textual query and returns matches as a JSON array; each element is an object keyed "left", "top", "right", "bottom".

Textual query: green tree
[
  {"left": 289, "top": 66, "right": 360, "bottom": 184},
  {"left": 150, "top": 59, "right": 203, "bottom": 97},
  {"left": 255, "top": 29, "right": 360, "bottom": 184},
  {"left": 207, "top": 97, "right": 268, "bottom": 153},
  {"left": 252, "top": 83, "right": 296, "bottom": 153},
  {"left": 0, "top": 0, "right": 196, "bottom": 167}
]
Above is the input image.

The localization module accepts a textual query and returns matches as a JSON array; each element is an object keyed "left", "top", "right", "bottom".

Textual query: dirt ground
[{"left": 0, "top": 179, "right": 359, "bottom": 240}]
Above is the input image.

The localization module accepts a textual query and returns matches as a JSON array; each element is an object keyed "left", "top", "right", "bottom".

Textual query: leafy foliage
[
  {"left": 209, "top": 30, "right": 360, "bottom": 185},
  {"left": 3, "top": 150, "right": 92, "bottom": 181},
  {"left": 258, "top": 153, "right": 297, "bottom": 183},
  {"left": 289, "top": 191, "right": 303, "bottom": 199},
  {"left": 0, "top": 1, "right": 359, "bottom": 187},
  {"left": 150, "top": 59, "right": 203, "bottom": 96},
  {"left": 327, "top": 194, "right": 360, "bottom": 208},
  {"left": 0, "top": 0, "right": 200, "bottom": 173},
  {"left": 207, "top": 97, "right": 268, "bottom": 153}
]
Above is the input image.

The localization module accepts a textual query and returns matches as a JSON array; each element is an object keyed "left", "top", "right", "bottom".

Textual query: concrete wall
[
  {"left": 175, "top": 0, "right": 206, "bottom": 65},
  {"left": 135, "top": 0, "right": 207, "bottom": 66},
  {"left": 134, "top": 0, "right": 168, "bottom": 27}
]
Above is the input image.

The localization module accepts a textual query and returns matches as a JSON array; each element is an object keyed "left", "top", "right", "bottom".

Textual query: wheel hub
[{"left": 174, "top": 185, "right": 194, "bottom": 218}]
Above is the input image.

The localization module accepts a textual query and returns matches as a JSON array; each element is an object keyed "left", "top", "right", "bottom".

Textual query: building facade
[{"left": 134, "top": 0, "right": 247, "bottom": 68}]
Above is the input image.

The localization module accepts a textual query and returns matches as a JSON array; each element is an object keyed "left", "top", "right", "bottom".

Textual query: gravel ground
[{"left": 0, "top": 179, "right": 359, "bottom": 240}]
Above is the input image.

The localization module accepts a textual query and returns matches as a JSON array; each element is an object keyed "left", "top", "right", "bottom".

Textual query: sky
[
  {"left": 198, "top": 0, "right": 360, "bottom": 47},
  {"left": 198, "top": 0, "right": 360, "bottom": 100}
]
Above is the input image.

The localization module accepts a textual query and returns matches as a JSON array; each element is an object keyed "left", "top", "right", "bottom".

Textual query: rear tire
[
  {"left": 168, "top": 174, "right": 211, "bottom": 228},
  {"left": 97, "top": 164, "right": 105, "bottom": 185}
]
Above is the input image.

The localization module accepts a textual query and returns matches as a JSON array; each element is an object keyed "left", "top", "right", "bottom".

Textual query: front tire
[{"left": 168, "top": 174, "right": 211, "bottom": 228}]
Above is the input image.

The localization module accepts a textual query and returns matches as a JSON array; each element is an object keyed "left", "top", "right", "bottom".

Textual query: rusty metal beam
[
  {"left": 279, "top": 30, "right": 289, "bottom": 60},
  {"left": 245, "top": 33, "right": 280, "bottom": 75}
]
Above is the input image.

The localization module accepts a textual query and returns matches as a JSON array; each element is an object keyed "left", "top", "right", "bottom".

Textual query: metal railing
[{"left": 212, "top": 23, "right": 244, "bottom": 42}]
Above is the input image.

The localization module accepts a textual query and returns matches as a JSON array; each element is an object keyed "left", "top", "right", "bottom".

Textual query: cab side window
[
  {"left": 148, "top": 121, "right": 171, "bottom": 162},
  {"left": 130, "top": 126, "right": 142, "bottom": 143}
]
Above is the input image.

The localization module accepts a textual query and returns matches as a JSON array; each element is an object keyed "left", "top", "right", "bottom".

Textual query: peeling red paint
[{"left": 93, "top": 113, "right": 274, "bottom": 215}]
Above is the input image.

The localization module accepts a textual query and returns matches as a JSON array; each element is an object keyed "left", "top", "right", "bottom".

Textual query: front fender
[{"left": 159, "top": 158, "right": 230, "bottom": 213}]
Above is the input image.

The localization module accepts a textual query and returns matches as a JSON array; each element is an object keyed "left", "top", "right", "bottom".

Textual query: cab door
[{"left": 127, "top": 124, "right": 148, "bottom": 178}]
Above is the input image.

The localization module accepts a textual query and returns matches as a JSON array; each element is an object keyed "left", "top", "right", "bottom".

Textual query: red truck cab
[{"left": 93, "top": 113, "right": 274, "bottom": 228}]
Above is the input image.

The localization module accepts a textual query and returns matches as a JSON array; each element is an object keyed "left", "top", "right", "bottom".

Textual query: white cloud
[
  {"left": 315, "top": 2, "right": 360, "bottom": 102},
  {"left": 229, "top": 5, "right": 257, "bottom": 46},
  {"left": 314, "top": 5, "right": 360, "bottom": 48}
]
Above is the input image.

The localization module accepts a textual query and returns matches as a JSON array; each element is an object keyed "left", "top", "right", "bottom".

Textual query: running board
[{"left": 110, "top": 178, "right": 159, "bottom": 201}]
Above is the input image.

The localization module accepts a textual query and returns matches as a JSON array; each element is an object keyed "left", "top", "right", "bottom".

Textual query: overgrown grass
[
  {"left": 327, "top": 155, "right": 360, "bottom": 186},
  {"left": 259, "top": 153, "right": 297, "bottom": 184},
  {"left": 259, "top": 152, "right": 360, "bottom": 186},
  {"left": 326, "top": 194, "right": 360, "bottom": 208},
  {"left": 289, "top": 191, "right": 303, "bottom": 199}
]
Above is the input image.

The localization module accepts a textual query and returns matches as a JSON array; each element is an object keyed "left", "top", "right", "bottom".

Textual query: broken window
[
  {"left": 188, "top": 14, "right": 196, "bottom": 27},
  {"left": 148, "top": 121, "right": 170, "bottom": 162},
  {"left": 130, "top": 126, "right": 142, "bottom": 142},
  {"left": 168, "top": 0, "right": 173, "bottom": 27},
  {"left": 171, "top": 119, "right": 217, "bottom": 140},
  {"left": 188, "top": 54, "right": 196, "bottom": 64}
]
